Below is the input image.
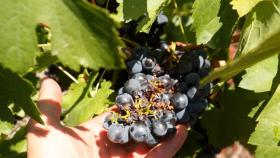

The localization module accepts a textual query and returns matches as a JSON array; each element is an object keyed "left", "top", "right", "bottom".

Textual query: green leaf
[
  {"left": 0, "top": 107, "right": 15, "bottom": 135},
  {"left": 201, "top": 0, "right": 280, "bottom": 86},
  {"left": 192, "top": 0, "right": 222, "bottom": 44},
  {"left": 0, "top": 0, "right": 124, "bottom": 74},
  {"left": 208, "top": 0, "right": 238, "bottom": 48},
  {"left": 201, "top": 88, "right": 268, "bottom": 148},
  {"left": 116, "top": 0, "right": 171, "bottom": 32},
  {"left": 0, "top": 66, "right": 43, "bottom": 124},
  {"left": 63, "top": 80, "right": 114, "bottom": 126},
  {"left": 0, "top": 127, "right": 27, "bottom": 157},
  {"left": 230, "top": 0, "right": 263, "bottom": 17}
]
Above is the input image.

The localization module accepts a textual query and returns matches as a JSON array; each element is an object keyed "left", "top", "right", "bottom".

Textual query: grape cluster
[{"left": 103, "top": 44, "right": 212, "bottom": 146}]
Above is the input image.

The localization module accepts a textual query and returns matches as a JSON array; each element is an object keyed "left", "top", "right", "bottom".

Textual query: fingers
[
  {"left": 31, "top": 78, "right": 62, "bottom": 126},
  {"left": 146, "top": 124, "right": 188, "bottom": 158}
]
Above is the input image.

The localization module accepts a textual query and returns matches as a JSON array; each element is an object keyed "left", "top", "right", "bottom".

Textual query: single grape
[
  {"left": 142, "top": 57, "right": 156, "bottom": 70},
  {"left": 177, "top": 61, "right": 193, "bottom": 74},
  {"left": 146, "top": 74, "right": 154, "bottom": 81},
  {"left": 130, "top": 122, "right": 149, "bottom": 142},
  {"left": 199, "top": 83, "right": 213, "bottom": 98},
  {"left": 203, "top": 59, "right": 211, "bottom": 70},
  {"left": 187, "top": 86, "right": 198, "bottom": 100},
  {"left": 176, "top": 82, "right": 189, "bottom": 93},
  {"left": 157, "top": 13, "right": 168, "bottom": 25},
  {"left": 159, "top": 74, "right": 172, "bottom": 88},
  {"left": 152, "top": 64, "right": 164, "bottom": 76},
  {"left": 127, "top": 60, "right": 142, "bottom": 74},
  {"left": 145, "top": 130, "right": 159, "bottom": 146},
  {"left": 175, "top": 108, "right": 190, "bottom": 123},
  {"left": 131, "top": 73, "right": 147, "bottom": 84},
  {"left": 166, "top": 121, "right": 176, "bottom": 134},
  {"left": 198, "top": 68, "right": 209, "bottom": 78},
  {"left": 152, "top": 120, "right": 168, "bottom": 137},
  {"left": 171, "top": 93, "right": 189, "bottom": 109},
  {"left": 107, "top": 124, "right": 128, "bottom": 144},
  {"left": 117, "top": 87, "right": 124, "bottom": 95},
  {"left": 160, "top": 41, "right": 169, "bottom": 51},
  {"left": 124, "top": 79, "right": 141, "bottom": 95},
  {"left": 198, "top": 56, "right": 204, "bottom": 68},
  {"left": 188, "top": 99, "right": 208, "bottom": 114},
  {"left": 184, "top": 73, "right": 200, "bottom": 86},
  {"left": 162, "top": 111, "right": 177, "bottom": 123},
  {"left": 160, "top": 93, "right": 171, "bottom": 103},
  {"left": 115, "top": 93, "right": 134, "bottom": 109},
  {"left": 103, "top": 114, "right": 113, "bottom": 130}
]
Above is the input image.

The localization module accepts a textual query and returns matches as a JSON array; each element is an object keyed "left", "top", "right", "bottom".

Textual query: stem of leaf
[
  {"left": 173, "top": 0, "right": 187, "bottom": 43},
  {"left": 56, "top": 65, "right": 79, "bottom": 83},
  {"left": 121, "top": 37, "right": 141, "bottom": 47}
]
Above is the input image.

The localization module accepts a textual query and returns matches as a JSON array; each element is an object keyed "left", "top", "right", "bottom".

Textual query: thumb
[{"left": 33, "top": 78, "right": 62, "bottom": 126}]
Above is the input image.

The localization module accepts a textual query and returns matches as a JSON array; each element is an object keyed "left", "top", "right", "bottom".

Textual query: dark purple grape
[
  {"left": 199, "top": 83, "right": 212, "bottom": 98},
  {"left": 115, "top": 93, "right": 134, "bottom": 109},
  {"left": 131, "top": 73, "right": 147, "bottom": 84},
  {"left": 146, "top": 130, "right": 158, "bottom": 146},
  {"left": 166, "top": 121, "right": 176, "bottom": 134},
  {"left": 175, "top": 108, "right": 190, "bottom": 123},
  {"left": 177, "top": 61, "right": 193, "bottom": 74},
  {"left": 163, "top": 111, "right": 177, "bottom": 123},
  {"left": 124, "top": 79, "right": 141, "bottom": 95},
  {"left": 198, "top": 68, "right": 209, "bottom": 78},
  {"left": 118, "top": 87, "right": 124, "bottom": 95},
  {"left": 159, "top": 74, "right": 172, "bottom": 88},
  {"left": 146, "top": 74, "right": 154, "bottom": 81},
  {"left": 184, "top": 73, "right": 200, "bottom": 86},
  {"left": 160, "top": 41, "right": 169, "bottom": 51},
  {"left": 160, "top": 93, "right": 171, "bottom": 103},
  {"left": 203, "top": 59, "right": 211, "bottom": 70},
  {"left": 142, "top": 57, "right": 156, "bottom": 70},
  {"left": 171, "top": 93, "right": 189, "bottom": 109},
  {"left": 130, "top": 122, "right": 149, "bottom": 142},
  {"left": 198, "top": 56, "right": 204, "bottom": 68},
  {"left": 103, "top": 114, "right": 113, "bottom": 130},
  {"left": 127, "top": 60, "right": 142, "bottom": 74},
  {"left": 152, "top": 120, "right": 168, "bottom": 137},
  {"left": 157, "top": 13, "right": 168, "bottom": 25},
  {"left": 176, "top": 82, "right": 189, "bottom": 93},
  {"left": 187, "top": 86, "right": 198, "bottom": 100},
  {"left": 187, "top": 99, "right": 207, "bottom": 114},
  {"left": 152, "top": 64, "right": 164, "bottom": 76},
  {"left": 107, "top": 124, "right": 129, "bottom": 144}
]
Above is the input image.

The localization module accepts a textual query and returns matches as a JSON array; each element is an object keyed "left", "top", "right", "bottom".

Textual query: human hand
[{"left": 27, "top": 78, "right": 188, "bottom": 158}]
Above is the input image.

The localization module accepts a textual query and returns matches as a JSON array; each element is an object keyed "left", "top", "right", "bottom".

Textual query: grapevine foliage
[{"left": 0, "top": 0, "right": 280, "bottom": 157}]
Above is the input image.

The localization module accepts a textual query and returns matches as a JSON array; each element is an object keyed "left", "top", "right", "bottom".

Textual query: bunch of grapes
[{"left": 103, "top": 43, "right": 212, "bottom": 146}]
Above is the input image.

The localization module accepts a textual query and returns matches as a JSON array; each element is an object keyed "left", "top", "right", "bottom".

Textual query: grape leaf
[
  {"left": 116, "top": 0, "right": 171, "bottom": 32},
  {"left": 235, "top": 1, "right": 280, "bottom": 156},
  {"left": 0, "top": 107, "right": 15, "bottom": 136},
  {"left": 0, "top": 66, "right": 43, "bottom": 124},
  {"left": 63, "top": 80, "right": 114, "bottom": 126},
  {"left": 0, "top": 0, "right": 124, "bottom": 74},
  {"left": 230, "top": 0, "right": 264, "bottom": 17},
  {"left": 0, "top": 127, "right": 27, "bottom": 158},
  {"left": 208, "top": 0, "right": 238, "bottom": 48},
  {"left": 192, "top": 0, "right": 222, "bottom": 44},
  {"left": 201, "top": 88, "right": 268, "bottom": 148}
]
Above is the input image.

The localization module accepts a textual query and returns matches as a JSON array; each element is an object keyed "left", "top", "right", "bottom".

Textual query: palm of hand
[{"left": 27, "top": 78, "right": 188, "bottom": 158}]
